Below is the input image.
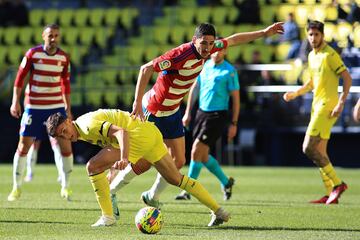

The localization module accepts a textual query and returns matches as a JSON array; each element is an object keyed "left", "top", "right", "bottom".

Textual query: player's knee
[
  {"left": 86, "top": 159, "right": 96, "bottom": 175},
  {"left": 303, "top": 144, "right": 314, "bottom": 157}
]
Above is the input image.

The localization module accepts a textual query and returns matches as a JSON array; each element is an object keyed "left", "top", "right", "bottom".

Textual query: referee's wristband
[{"left": 231, "top": 121, "right": 238, "bottom": 126}]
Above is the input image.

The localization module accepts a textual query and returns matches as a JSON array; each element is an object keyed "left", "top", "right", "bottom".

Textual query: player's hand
[
  {"left": 353, "top": 101, "right": 360, "bottom": 122},
  {"left": 331, "top": 103, "right": 344, "bottom": 118},
  {"left": 130, "top": 100, "right": 145, "bottom": 121},
  {"left": 227, "top": 124, "right": 237, "bottom": 142},
  {"left": 264, "top": 22, "right": 284, "bottom": 37},
  {"left": 283, "top": 92, "right": 297, "bottom": 102},
  {"left": 182, "top": 112, "right": 191, "bottom": 127},
  {"left": 113, "top": 159, "right": 129, "bottom": 171},
  {"left": 10, "top": 102, "right": 22, "bottom": 119}
]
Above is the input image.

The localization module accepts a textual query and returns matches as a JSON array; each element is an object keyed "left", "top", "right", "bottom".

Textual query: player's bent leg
[
  {"left": 87, "top": 146, "right": 119, "bottom": 226},
  {"left": 8, "top": 136, "right": 33, "bottom": 201},
  {"left": 154, "top": 154, "right": 230, "bottom": 226}
]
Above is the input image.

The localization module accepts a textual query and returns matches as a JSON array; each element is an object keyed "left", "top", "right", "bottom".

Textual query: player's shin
[
  {"left": 89, "top": 172, "right": 113, "bottom": 217},
  {"left": 178, "top": 175, "right": 220, "bottom": 212}
]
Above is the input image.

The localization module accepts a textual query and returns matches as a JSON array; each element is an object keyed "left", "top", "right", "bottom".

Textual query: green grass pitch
[{"left": 1, "top": 164, "right": 360, "bottom": 239}]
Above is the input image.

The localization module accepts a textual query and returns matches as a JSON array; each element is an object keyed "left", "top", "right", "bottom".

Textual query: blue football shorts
[{"left": 19, "top": 107, "right": 67, "bottom": 140}]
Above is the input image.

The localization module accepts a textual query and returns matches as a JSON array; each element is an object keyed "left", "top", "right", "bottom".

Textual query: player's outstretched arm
[
  {"left": 225, "top": 22, "right": 284, "bottom": 47},
  {"left": 131, "top": 61, "right": 154, "bottom": 121}
]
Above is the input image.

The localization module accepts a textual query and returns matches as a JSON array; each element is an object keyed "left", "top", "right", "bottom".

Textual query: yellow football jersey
[
  {"left": 74, "top": 109, "right": 167, "bottom": 164},
  {"left": 308, "top": 43, "right": 347, "bottom": 113}
]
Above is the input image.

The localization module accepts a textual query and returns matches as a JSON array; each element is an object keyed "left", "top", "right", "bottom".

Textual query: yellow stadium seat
[
  {"left": 120, "top": 8, "right": 139, "bottom": 29},
  {"left": 3, "top": 27, "right": 19, "bottom": 45},
  {"left": 153, "top": 26, "right": 171, "bottom": 45},
  {"left": 32, "top": 27, "right": 44, "bottom": 45},
  {"left": 43, "top": 9, "right": 58, "bottom": 25},
  {"left": 225, "top": 46, "right": 242, "bottom": 63},
  {"left": 276, "top": 5, "right": 294, "bottom": 22},
  {"left": 324, "top": 22, "right": 336, "bottom": 42},
  {"left": 295, "top": 5, "right": 311, "bottom": 27},
  {"left": 177, "top": 7, "right": 195, "bottom": 26},
  {"left": 178, "top": 0, "right": 197, "bottom": 6},
  {"left": 275, "top": 42, "right": 291, "bottom": 61},
  {"left": 62, "top": 27, "right": 79, "bottom": 45},
  {"left": 7, "top": 46, "right": 24, "bottom": 65},
  {"left": 336, "top": 22, "right": 353, "bottom": 48},
  {"left": 74, "top": 9, "right": 89, "bottom": 27},
  {"left": 89, "top": 8, "right": 105, "bottom": 27},
  {"left": 217, "top": 25, "right": 235, "bottom": 38},
  {"left": 144, "top": 45, "right": 160, "bottom": 62},
  {"left": 0, "top": 46, "right": 7, "bottom": 65},
  {"left": 311, "top": 6, "right": 326, "bottom": 22},
  {"left": 29, "top": 9, "right": 44, "bottom": 27},
  {"left": 354, "top": 24, "right": 360, "bottom": 48},
  {"left": 104, "top": 91, "right": 119, "bottom": 107},
  {"left": 303, "top": 0, "right": 317, "bottom": 4},
  {"left": 260, "top": 5, "right": 276, "bottom": 24},
  {"left": 227, "top": 7, "right": 239, "bottom": 23},
  {"left": 195, "top": 6, "right": 212, "bottom": 24},
  {"left": 286, "top": 0, "right": 299, "bottom": 4},
  {"left": 169, "top": 25, "right": 187, "bottom": 45},
  {"left": 18, "top": 27, "right": 33, "bottom": 45},
  {"left": 211, "top": 7, "right": 228, "bottom": 25},
  {"left": 104, "top": 8, "right": 120, "bottom": 27},
  {"left": 127, "top": 45, "right": 145, "bottom": 65},
  {"left": 59, "top": 9, "right": 74, "bottom": 27},
  {"left": 325, "top": 6, "right": 338, "bottom": 21},
  {"left": 86, "top": 90, "right": 103, "bottom": 107},
  {"left": 79, "top": 27, "right": 95, "bottom": 45},
  {"left": 70, "top": 91, "right": 83, "bottom": 107}
]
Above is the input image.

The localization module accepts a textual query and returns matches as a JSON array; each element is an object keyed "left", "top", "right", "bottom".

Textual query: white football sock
[
  {"left": 148, "top": 173, "right": 168, "bottom": 201},
  {"left": 26, "top": 144, "right": 38, "bottom": 176},
  {"left": 52, "top": 144, "right": 63, "bottom": 182},
  {"left": 59, "top": 154, "right": 73, "bottom": 189},
  {"left": 110, "top": 164, "right": 137, "bottom": 194},
  {"left": 13, "top": 153, "right": 27, "bottom": 189}
]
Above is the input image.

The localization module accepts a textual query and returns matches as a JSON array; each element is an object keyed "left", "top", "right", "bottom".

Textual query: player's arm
[
  {"left": 131, "top": 61, "right": 154, "bottom": 121},
  {"left": 108, "top": 124, "right": 129, "bottom": 170},
  {"left": 225, "top": 22, "right": 284, "bottom": 47},
  {"left": 182, "top": 81, "right": 199, "bottom": 127},
  {"left": 228, "top": 89, "right": 240, "bottom": 141},
  {"left": 61, "top": 60, "right": 72, "bottom": 119},
  {"left": 331, "top": 70, "right": 352, "bottom": 118},
  {"left": 283, "top": 79, "right": 313, "bottom": 102},
  {"left": 353, "top": 98, "right": 360, "bottom": 122},
  {"left": 11, "top": 54, "right": 31, "bottom": 119}
]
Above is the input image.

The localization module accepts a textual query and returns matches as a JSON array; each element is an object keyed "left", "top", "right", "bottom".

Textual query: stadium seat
[
  {"left": 62, "top": 27, "right": 79, "bottom": 46},
  {"left": 104, "top": 8, "right": 120, "bottom": 27},
  {"left": 144, "top": 45, "right": 160, "bottom": 62},
  {"left": 103, "top": 91, "right": 119, "bottom": 107},
  {"left": 323, "top": 22, "right": 336, "bottom": 43},
  {"left": 295, "top": 5, "right": 311, "bottom": 27},
  {"left": 311, "top": 6, "right": 326, "bottom": 23},
  {"left": 70, "top": 91, "right": 83, "bottom": 107},
  {"left": 127, "top": 45, "right": 145, "bottom": 65},
  {"left": 276, "top": 5, "right": 294, "bottom": 22},
  {"left": 0, "top": 46, "right": 7, "bottom": 66},
  {"left": 153, "top": 26, "right": 171, "bottom": 45},
  {"left": 211, "top": 7, "right": 228, "bottom": 25},
  {"left": 18, "top": 27, "right": 33, "bottom": 45},
  {"left": 29, "top": 9, "right": 44, "bottom": 27},
  {"left": 94, "top": 27, "right": 113, "bottom": 48},
  {"left": 169, "top": 25, "right": 187, "bottom": 45},
  {"left": 275, "top": 42, "right": 291, "bottom": 61},
  {"left": 195, "top": 6, "right": 212, "bottom": 24},
  {"left": 58, "top": 9, "right": 74, "bottom": 27},
  {"left": 325, "top": 6, "right": 338, "bottom": 22},
  {"left": 217, "top": 25, "right": 235, "bottom": 38},
  {"left": 336, "top": 22, "right": 353, "bottom": 48},
  {"left": 73, "top": 8, "right": 89, "bottom": 27},
  {"left": 89, "top": 8, "right": 105, "bottom": 27},
  {"left": 177, "top": 7, "right": 196, "bottom": 26},
  {"left": 79, "top": 27, "right": 96, "bottom": 46},
  {"left": 120, "top": 8, "right": 139, "bottom": 30},
  {"left": 226, "top": 46, "right": 242, "bottom": 63},
  {"left": 85, "top": 90, "right": 103, "bottom": 107},
  {"left": 7, "top": 46, "right": 24, "bottom": 65},
  {"left": 260, "top": 5, "right": 276, "bottom": 24},
  {"left": 32, "top": 27, "right": 44, "bottom": 45},
  {"left": 178, "top": 0, "right": 197, "bottom": 7},
  {"left": 3, "top": 27, "right": 19, "bottom": 45},
  {"left": 43, "top": 9, "right": 58, "bottom": 25},
  {"left": 303, "top": 0, "right": 317, "bottom": 4},
  {"left": 353, "top": 25, "right": 360, "bottom": 48}
]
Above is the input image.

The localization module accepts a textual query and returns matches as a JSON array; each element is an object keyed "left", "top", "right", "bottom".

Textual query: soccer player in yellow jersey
[
  {"left": 45, "top": 109, "right": 230, "bottom": 227},
  {"left": 283, "top": 21, "right": 352, "bottom": 204}
]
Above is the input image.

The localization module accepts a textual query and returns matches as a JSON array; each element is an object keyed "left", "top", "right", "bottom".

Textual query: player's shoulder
[
  {"left": 165, "top": 42, "right": 193, "bottom": 58},
  {"left": 26, "top": 45, "right": 43, "bottom": 56},
  {"left": 56, "top": 48, "right": 70, "bottom": 60}
]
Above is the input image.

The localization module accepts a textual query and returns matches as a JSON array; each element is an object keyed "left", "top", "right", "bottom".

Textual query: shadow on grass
[{"left": 0, "top": 220, "right": 75, "bottom": 224}]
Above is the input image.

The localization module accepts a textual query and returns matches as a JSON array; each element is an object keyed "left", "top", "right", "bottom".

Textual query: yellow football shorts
[
  {"left": 306, "top": 110, "right": 338, "bottom": 139},
  {"left": 128, "top": 121, "right": 168, "bottom": 164}
]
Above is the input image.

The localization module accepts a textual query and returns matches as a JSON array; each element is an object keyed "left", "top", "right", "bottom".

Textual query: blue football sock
[
  {"left": 188, "top": 160, "right": 203, "bottom": 179},
  {"left": 204, "top": 154, "right": 228, "bottom": 187}
]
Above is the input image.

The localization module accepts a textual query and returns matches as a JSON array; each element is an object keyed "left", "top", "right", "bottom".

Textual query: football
[{"left": 135, "top": 207, "right": 163, "bottom": 234}]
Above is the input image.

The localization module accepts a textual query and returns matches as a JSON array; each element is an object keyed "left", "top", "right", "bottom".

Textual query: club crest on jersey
[{"left": 158, "top": 60, "right": 171, "bottom": 70}]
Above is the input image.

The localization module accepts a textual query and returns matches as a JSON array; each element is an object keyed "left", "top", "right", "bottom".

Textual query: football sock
[
  {"left": 13, "top": 152, "right": 26, "bottom": 189},
  {"left": 321, "top": 163, "right": 341, "bottom": 186},
  {"left": 204, "top": 154, "right": 228, "bottom": 187},
  {"left": 148, "top": 173, "right": 168, "bottom": 201},
  {"left": 89, "top": 172, "right": 113, "bottom": 217},
  {"left": 188, "top": 160, "right": 203, "bottom": 179},
  {"left": 52, "top": 144, "right": 63, "bottom": 182},
  {"left": 319, "top": 168, "right": 333, "bottom": 196},
  {"left": 110, "top": 164, "right": 137, "bottom": 194},
  {"left": 60, "top": 153, "right": 73, "bottom": 189},
  {"left": 178, "top": 175, "right": 220, "bottom": 212},
  {"left": 26, "top": 144, "right": 37, "bottom": 176}
]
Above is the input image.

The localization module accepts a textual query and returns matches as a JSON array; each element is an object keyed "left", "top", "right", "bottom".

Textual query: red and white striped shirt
[
  {"left": 14, "top": 45, "right": 71, "bottom": 109},
  {"left": 143, "top": 40, "right": 227, "bottom": 117}
]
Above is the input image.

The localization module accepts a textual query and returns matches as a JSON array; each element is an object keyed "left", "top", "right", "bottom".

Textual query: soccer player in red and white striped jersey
[{"left": 8, "top": 24, "right": 74, "bottom": 202}]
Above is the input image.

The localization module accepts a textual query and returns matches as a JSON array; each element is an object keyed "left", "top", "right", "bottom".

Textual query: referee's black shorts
[{"left": 192, "top": 109, "right": 227, "bottom": 147}]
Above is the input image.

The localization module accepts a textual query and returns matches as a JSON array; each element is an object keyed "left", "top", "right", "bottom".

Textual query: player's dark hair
[
  {"left": 194, "top": 23, "right": 216, "bottom": 38},
  {"left": 307, "top": 20, "right": 324, "bottom": 34},
  {"left": 46, "top": 112, "right": 67, "bottom": 137},
  {"left": 43, "top": 23, "right": 60, "bottom": 31}
]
